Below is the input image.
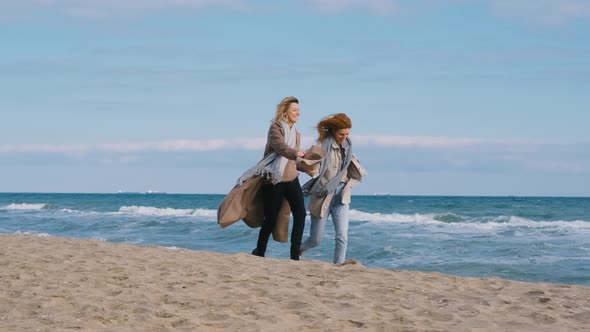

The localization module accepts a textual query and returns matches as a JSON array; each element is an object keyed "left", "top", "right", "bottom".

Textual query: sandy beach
[{"left": 1, "top": 234, "right": 589, "bottom": 331}]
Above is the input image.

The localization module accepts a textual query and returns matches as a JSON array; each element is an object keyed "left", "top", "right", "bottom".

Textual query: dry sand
[{"left": 1, "top": 234, "right": 589, "bottom": 331}]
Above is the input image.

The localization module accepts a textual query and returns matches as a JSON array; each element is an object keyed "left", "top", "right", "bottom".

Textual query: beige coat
[
  {"left": 217, "top": 145, "right": 325, "bottom": 243},
  {"left": 308, "top": 154, "right": 367, "bottom": 219},
  {"left": 263, "top": 121, "right": 301, "bottom": 182}
]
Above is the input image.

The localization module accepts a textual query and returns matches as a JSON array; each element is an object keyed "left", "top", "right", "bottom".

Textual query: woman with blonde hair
[
  {"left": 300, "top": 113, "right": 366, "bottom": 263},
  {"left": 230, "top": 96, "right": 307, "bottom": 260}
]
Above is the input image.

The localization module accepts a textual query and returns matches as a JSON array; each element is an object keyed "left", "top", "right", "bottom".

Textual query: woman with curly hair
[{"left": 300, "top": 113, "right": 367, "bottom": 263}]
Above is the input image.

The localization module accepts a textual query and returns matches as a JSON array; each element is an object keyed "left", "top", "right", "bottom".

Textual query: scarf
[
  {"left": 302, "top": 136, "right": 352, "bottom": 197},
  {"left": 237, "top": 121, "right": 297, "bottom": 185}
]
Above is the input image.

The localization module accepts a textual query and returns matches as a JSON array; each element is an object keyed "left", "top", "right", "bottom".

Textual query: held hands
[
  {"left": 295, "top": 147, "right": 322, "bottom": 177},
  {"left": 295, "top": 150, "right": 306, "bottom": 166}
]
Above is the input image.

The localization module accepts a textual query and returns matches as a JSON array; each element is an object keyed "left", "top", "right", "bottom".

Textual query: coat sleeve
[
  {"left": 297, "top": 144, "right": 323, "bottom": 177},
  {"left": 347, "top": 154, "right": 368, "bottom": 180},
  {"left": 268, "top": 123, "right": 298, "bottom": 160}
]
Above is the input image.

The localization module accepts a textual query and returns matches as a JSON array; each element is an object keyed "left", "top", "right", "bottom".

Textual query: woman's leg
[
  {"left": 300, "top": 212, "right": 327, "bottom": 253},
  {"left": 282, "top": 178, "right": 307, "bottom": 260},
  {"left": 254, "top": 182, "right": 284, "bottom": 256},
  {"left": 331, "top": 202, "right": 349, "bottom": 263},
  {"left": 331, "top": 186, "right": 350, "bottom": 264}
]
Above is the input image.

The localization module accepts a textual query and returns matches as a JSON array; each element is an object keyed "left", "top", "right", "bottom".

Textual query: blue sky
[{"left": 1, "top": 0, "right": 589, "bottom": 196}]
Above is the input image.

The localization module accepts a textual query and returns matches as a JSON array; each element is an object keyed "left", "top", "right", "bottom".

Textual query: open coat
[
  {"left": 305, "top": 154, "right": 367, "bottom": 219},
  {"left": 217, "top": 145, "right": 325, "bottom": 242}
]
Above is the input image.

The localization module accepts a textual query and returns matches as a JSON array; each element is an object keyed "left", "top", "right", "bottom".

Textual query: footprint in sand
[
  {"left": 109, "top": 289, "right": 122, "bottom": 296},
  {"left": 318, "top": 280, "right": 339, "bottom": 288},
  {"left": 171, "top": 319, "right": 192, "bottom": 328},
  {"left": 416, "top": 309, "right": 454, "bottom": 322},
  {"left": 203, "top": 311, "right": 230, "bottom": 321},
  {"left": 570, "top": 311, "right": 590, "bottom": 324},
  {"left": 347, "top": 320, "right": 365, "bottom": 328},
  {"left": 7, "top": 290, "right": 23, "bottom": 298},
  {"left": 506, "top": 305, "right": 525, "bottom": 313},
  {"left": 285, "top": 300, "right": 308, "bottom": 310},
  {"left": 155, "top": 311, "right": 175, "bottom": 318},
  {"left": 530, "top": 312, "right": 557, "bottom": 325},
  {"left": 337, "top": 259, "right": 361, "bottom": 266},
  {"left": 250, "top": 275, "right": 271, "bottom": 282},
  {"left": 482, "top": 280, "right": 507, "bottom": 292},
  {"left": 526, "top": 290, "right": 545, "bottom": 296},
  {"left": 251, "top": 287, "right": 270, "bottom": 297},
  {"left": 456, "top": 304, "right": 480, "bottom": 318}
]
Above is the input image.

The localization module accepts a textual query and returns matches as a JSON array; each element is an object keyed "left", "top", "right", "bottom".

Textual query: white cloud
[
  {"left": 304, "top": 0, "right": 398, "bottom": 14},
  {"left": 0, "top": 136, "right": 562, "bottom": 154},
  {"left": 94, "top": 143, "right": 146, "bottom": 153},
  {"left": 302, "top": 0, "right": 590, "bottom": 23},
  {"left": 0, "top": 0, "right": 250, "bottom": 19},
  {"left": 354, "top": 135, "right": 485, "bottom": 148},
  {"left": 0, "top": 138, "right": 267, "bottom": 154},
  {"left": 155, "top": 140, "right": 225, "bottom": 152},
  {"left": 2, "top": 0, "right": 589, "bottom": 24},
  {"left": 0, "top": 143, "right": 89, "bottom": 154}
]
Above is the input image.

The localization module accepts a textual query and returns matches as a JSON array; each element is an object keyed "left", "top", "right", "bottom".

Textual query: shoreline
[{"left": 1, "top": 234, "right": 590, "bottom": 331}]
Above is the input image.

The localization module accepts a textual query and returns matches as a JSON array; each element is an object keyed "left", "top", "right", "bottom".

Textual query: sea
[{"left": 1, "top": 193, "right": 589, "bottom": 287}]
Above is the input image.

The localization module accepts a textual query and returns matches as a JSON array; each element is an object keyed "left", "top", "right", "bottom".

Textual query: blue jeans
[{"left": 301, "top": 183, "right": 349, "bottom": 264}]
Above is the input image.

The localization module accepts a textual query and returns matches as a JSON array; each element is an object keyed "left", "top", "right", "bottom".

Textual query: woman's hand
[{"left": 296, "top": 150, "right": 306, "bottom": 158}]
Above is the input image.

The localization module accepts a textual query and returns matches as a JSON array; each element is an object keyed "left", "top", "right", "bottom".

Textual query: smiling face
[
  {"left": 284, "top": 102, "right": 300, "bottom": 125},
  {"left": 334, "top": 128, "right": 350, "bottom": 145}
]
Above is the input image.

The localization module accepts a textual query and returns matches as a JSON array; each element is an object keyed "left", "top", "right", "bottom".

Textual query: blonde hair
[
  {"left": 273, "top": 96, "right": 299, "bottom": 122},
  {"left": 316, "top": 113, "right": 352, "bottom": 142}
]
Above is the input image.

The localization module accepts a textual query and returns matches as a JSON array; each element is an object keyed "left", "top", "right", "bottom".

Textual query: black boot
[
  {"left": 290, "top": 246, "right": 301, "bottom": 260},
  {"left": 252, "top": 248, "right": 264, "bottom": 257}
]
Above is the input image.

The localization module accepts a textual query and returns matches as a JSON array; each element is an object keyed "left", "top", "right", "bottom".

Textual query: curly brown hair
[{"left": 316, "top": 113, "right": 352, "bottom": 142}]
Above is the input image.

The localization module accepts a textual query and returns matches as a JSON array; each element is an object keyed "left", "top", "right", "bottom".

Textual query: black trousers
[{"left": 255, "top": 178, "right": 306, "bottom": 260}]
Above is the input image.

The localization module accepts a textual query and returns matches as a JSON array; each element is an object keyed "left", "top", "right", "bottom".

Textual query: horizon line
[{"left": 1, "top": 191, "right": 589, "bottom": 199}]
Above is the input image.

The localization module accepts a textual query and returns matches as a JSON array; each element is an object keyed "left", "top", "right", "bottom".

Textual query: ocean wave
[
  {"left": 59, "top": 208, "right": 82, "bottom": 213},
  {"left": 389, "top": 255, "right": 590, "bottom": 268},
  {"left": 349, "top": 210, "right": 436, "bottom": 223},
  {"left": 349, "top": 209, "right": 590, "bottom": 230},
  {"left": 13, "top": 230, "right": 51, "bottom": 237},
  {"left": 118, "top": 206, "right": 217, "bottom": 217},
  {"left": 1, "top": 203, "right": 49, "bottom": 210}
]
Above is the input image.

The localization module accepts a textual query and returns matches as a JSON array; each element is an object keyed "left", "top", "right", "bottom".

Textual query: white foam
[
  {"left": 349, "top": 209, "right": 442, "bottom": 224},
  {"left": 118, "top": 205, "right": 217, "bottom": 217},
  {"left": 2, "top": 203, "right": 49, "bottom": 210},
  {"left": 14, "top": 231, "right": 51, "bottom": 237},
  {"left": 349, "top": 209, "right": 590, "bottom": 231},
  {"left": 191, "top": 208, "right": 217, "bottom": 218}
]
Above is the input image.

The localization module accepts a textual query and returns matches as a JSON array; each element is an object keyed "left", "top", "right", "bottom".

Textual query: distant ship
[
  {"left": 145, "top": 190, "right": 167, "bottom": 194},
  {"left": 116, "top": 190, "right": 140, "bottom": 194},
  {"left": 116, "top": 190, "right": 167, "bottom": 194}
]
